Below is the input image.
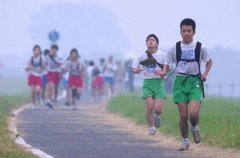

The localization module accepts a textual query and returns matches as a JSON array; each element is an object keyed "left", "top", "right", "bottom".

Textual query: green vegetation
[
  {"left": 0, "top": 77, "right": 29, "bottom": 96},
  {"left": 0, "top": 95, "right": 36, "bottom": 158},
  {"left": 107, "top": 93, "right": 240, "bottom": 149}
]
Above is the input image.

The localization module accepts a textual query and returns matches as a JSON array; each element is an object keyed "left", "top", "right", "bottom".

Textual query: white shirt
[
  {"left": 132, "top": 50, "right": 166, "bottom": 79},
  {"left": 27, "top": 56, "right": 45, "bottom": 77},
  {"left": 104, "top": 62, "right": 116, "bottom": 77},
  {"left": 66, "top": 59, "right": 85, "bottom": 76},
  {"left": 45, "top": 55, "right": 63, "bottom": 72},
  {"left": 165, "top": 41, "right": 211, "bottom": 75}
]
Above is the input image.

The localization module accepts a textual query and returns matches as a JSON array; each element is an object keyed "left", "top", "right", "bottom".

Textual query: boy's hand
[
  {"left": 201, "top": 73, "right": 207, "bottom": 82},
  {"left": 154, "top": 70, "right": 166, "bottom": 78},
  {"left": 132, "top": 66, "right": 142, "bottom": 74}
]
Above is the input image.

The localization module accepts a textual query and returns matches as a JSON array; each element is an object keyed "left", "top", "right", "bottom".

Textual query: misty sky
[{"left": 0, "top": 0, "right": 240, "bottom": 78}]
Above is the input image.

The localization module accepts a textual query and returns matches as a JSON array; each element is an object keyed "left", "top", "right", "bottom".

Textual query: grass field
[
  {"left": 0, "top": 95, "right": 36, "bottom": 158},
  {"left": 0, "top": 77, "right": 29, "bottom": 96},
  {"left": 107, "top": 93, "right": 240, "bottom": 149}
]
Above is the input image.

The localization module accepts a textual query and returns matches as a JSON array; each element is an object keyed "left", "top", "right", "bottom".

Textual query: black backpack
[
  {"left": 176, "top": 41, "right": 205, "bottom": 97},
  {"left": 31, "top": 56, "right": 43, "bottom": 68},
  {"left": 176, "top": 41, "right": 202, "bottom": 76}
]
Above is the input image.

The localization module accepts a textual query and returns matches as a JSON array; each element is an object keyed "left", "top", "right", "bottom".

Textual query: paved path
[{"left": 16, "top": 103, "right": 203, "bottom": 158}]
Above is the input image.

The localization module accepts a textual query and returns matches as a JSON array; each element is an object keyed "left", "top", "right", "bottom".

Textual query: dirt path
[{"left": 14, "top": 102, "right": 240, "bottom": 158}]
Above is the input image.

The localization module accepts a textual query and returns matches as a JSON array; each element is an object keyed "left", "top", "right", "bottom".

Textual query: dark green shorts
[
  {"left": 143, "top": 78, "right": 166, "bottom": 99},
  {"left": 173, "top": 75, "right": 203, "bottom": 104}
]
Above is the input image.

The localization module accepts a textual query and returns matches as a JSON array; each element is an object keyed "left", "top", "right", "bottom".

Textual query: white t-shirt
[
  {"left": 45, "top": 55, "right": 63, "bottom": 72},
  {"left": 165, "top": 41, "right": 211, "bottom": 75},
  {"left": 132, "top": 50, "right": 166, "bottom": 79},
  {"left": 104, "top": 62, "right": 116, "bottom": 78},
  {"left": 27, "top": 56, "right": 45, "bottom": 77},
  {"left": 66, "top": 59, "right": 85, "bottom": 76}
]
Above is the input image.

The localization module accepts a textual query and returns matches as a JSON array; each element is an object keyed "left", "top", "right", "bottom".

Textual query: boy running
[
  {"left": 132, "top": 34, "right": 166, "bottom": 135},
  {"left": 26, "top": 45, "right": 45, "bottom": 108},
  {"left": 66, "top": 48, "right": 85, "bottom": 110},
  {"left": 45, "top": 44, "right": 63, "bottom": 108},
  {"left": 104, "top": 56, "right": 116, "bottom": 98},
  {"left": 41, "top": 49, "right": 50, "bottom": 104},
  {"left": 161, "top": 18, "right": 212, "bottom": 151}
]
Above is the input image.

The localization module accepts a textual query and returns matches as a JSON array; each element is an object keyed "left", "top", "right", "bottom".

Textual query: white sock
[{"left": 183, "top": 138, "right": 189, "bottom": 142}]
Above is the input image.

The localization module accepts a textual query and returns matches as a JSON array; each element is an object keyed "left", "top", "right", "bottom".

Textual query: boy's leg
[
  {"left": 177, "top": 102, "right": 189, "bottom": 139},
  {"left": 154, "top": 99, "right": 164, "bottom": 115},
  {"left": 154, "top": 99, "right": 164, "bottom": 128},
  {"left": 36, "top": 85, "right": 42, "bottom": 106},
  {"left": 189, "top": 100, "right": 201, "bottom": 143},
  {"left": 177, "top": 102, "right": 190, "bottom": 150},
  {"left": 145, "top": 97, "right": 154, "bottom": 127},
  {"left": 145, "top": 97, "right": 156, "bottom": 135}
]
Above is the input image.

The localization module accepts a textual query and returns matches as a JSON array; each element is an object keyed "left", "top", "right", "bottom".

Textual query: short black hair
[
  {"left": 51, "top": 44, "right": 59, "bottom": 50},
  {"left": 33, "top": 45, "right": 42, "bottom": 54},
  {"left": 43, "top": 49, "right": 50, "bottom": 56},
  {"left": 70, "top": 48, "right": 79, "bottom": 58},
  {"left": 146, "top": 34, "right": 159, "bottom": 44},
  {"left": 180, "top": 18, "right": 196, "bottom": 32},
  {"left": 89, "top": 60, "right": 95, "bottom": 66}
]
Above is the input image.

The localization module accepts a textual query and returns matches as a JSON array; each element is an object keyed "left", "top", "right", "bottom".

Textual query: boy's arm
[{"left": 201, "top": 58, "right": 212, "bottom": 82}]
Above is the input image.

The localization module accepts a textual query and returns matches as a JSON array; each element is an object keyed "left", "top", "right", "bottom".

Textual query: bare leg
[
  {"left": 177, "top": 102, "right": 189, "bottom": 139},
  {"left": 189, "top": 100, "right": 201, "bottom": 127},
  {"left": 154, "top": 99, "right": 164, "bottom": 115},
  {"left": 31, "top": 86, "right": 36, "bottom": 105},
  {"left": 145, "top": 97, "right": 154, "bottom": 127}
]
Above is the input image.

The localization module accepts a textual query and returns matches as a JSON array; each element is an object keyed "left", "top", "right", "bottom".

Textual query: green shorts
[
  {"left": 173, "top": 75, "right": 203, "bottom": 104},
  {"left": 143, "top": 78, "right": 166, "bottom": 100}
]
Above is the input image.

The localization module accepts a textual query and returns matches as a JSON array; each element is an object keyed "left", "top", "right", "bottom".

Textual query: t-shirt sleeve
[
  {"left": 132, "top": 53, "right": 143, "bottom": 68},
  {"left": 165, "top": 46, "right": 176, "bottom": 66},
  {"left": 201, "top": 44, "right": 211, "bottom": 63}
]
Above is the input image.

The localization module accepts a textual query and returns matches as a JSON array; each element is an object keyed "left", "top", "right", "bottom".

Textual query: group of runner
[
  {"left": 132, "top": 18, "right": 212, "bottom": 151},
  {"left": 26, "top": 18, "right": 212, "bottom": 151},
  {"left": 26, "top": 44, "right": 126, "bottom": 110}
]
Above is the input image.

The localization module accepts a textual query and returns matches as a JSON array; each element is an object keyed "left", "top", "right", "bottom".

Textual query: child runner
[
  {"left": 45, "top": 44, "right": 63, "bottom": 108},
  {"left": 66, "top": 48, "right": 85, "bottom": 110},
  {"left": 161, "top": 18, "right": 213, "bottom": 151},
  {"left": 90, "top": 60, "right": 103, "bottom": 102},
  {"left": 104, "top": 56, "right": 116, "bottom": 98},
  {"left": 41, "top": 49, "right": 50, "bottom": 104},
  {"left": 132, "top": 34, "right": 166, "bottom": 135},
  {"left": 26, "top": 45, "right": 45, "bottom": 108}
]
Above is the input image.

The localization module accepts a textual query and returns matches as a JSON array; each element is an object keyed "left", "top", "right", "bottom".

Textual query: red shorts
[
  {"left": 68, "top": 75, "right": 83, "bottom": 88},
  {"left": 28, "top": 74, "right": 42, "bottom": 86},
  {"left": 47, "top": 72, "right": 61, "bottom": 85},
  {"left": 92, "top": 76, "right": 104, "bottom": 88}
]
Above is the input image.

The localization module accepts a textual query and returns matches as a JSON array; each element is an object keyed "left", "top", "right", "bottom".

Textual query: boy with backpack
[
  {"left": 26, "top": 45, "right": 45, "bottom": 108},
  {"left": 160, "top": 18, "right": 212, "bottom": 151}
]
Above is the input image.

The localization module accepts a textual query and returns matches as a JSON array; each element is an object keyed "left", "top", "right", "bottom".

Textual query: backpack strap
[
  {"left": 195, "top": 41, "right": 202, "bottom": 72},
  {"left": 31, "top": 56, "right": 34, "bottom": 66},
  {"left": 145, "top": 51, "right": 163, "bottom": 69},
  {"left": 176, "top": 41, "right": 182, "bottom": 65}
]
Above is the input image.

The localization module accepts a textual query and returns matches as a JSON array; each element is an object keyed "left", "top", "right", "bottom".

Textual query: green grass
[
  {"left": 0, "top": 95, "right": 37, "bottom": 158},
  {"left": 0, "top": 77, "right": 29, "bottom": 96},
  {"left": 107, "top": 93, "right": 240, "bottom": 149}
]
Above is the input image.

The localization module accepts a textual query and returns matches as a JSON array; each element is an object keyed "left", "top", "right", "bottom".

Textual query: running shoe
[
  {"left": 148, "top": 127, "right": 156, "bottom": 135},
  {"left": 179, "top": 140, "right": 190, "bottom": 151},
  {"left": 45, "top": 102, "right": 54, "bottom": 109},
  {"left": 191, "top": 125, "right": 201, "bottom": 143},
  {"left": 154, "top": 113, "right": 161, "bottom": 128}
]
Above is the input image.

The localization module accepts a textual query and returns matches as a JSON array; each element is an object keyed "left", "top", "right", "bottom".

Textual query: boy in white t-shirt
[
  {"left": 26, "top": 45, "right": 45, "bottom": 108},
  {"left": 161, "top": 18, "right": 212, "bottom": 151},
  {"left": 45, "top": 44, "right": 63, "bottom": 108},
  {"left": 132, "top": 34, "right": 166, "bottom": 135}
]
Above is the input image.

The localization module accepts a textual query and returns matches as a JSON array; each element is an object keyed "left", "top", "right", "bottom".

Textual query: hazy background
[{"left": 0, "top": 0, "right": 240, "bottom": 97}]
